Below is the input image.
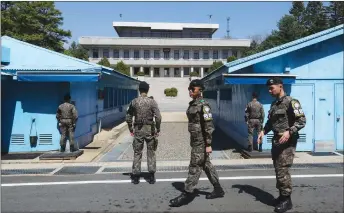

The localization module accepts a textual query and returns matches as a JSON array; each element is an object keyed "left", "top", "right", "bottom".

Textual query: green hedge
[
  {"left": 137, "top": 71, "right": 145, "bottom": 76},
  {"left": 190, "top": 71, "right": 199, "bottom": 77},
  {"left": 164, "top": 87, "right": 178, "bottom": 97}
]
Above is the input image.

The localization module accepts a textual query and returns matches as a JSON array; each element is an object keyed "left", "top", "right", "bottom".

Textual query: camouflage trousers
[
  {"left": 272, "top": 143, "right": 296, "bottom": 197},
  {"left": 184, "top": 145, "right": 220, "bottom": 193},
  {"left": 247, "top": 119, "right": 262, "bottom": 146},
  {"left": 132, "top": 125, "right": 156, "bottom": 175},
  {"left": 59, "top": 119, "right": 75, "bottom": 147}
]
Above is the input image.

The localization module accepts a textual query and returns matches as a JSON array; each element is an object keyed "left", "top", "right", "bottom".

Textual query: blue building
[
  {"left": 202, "top": 24, "right": 343, "bottom": 152},
  {"left": 1, "top": 36, "right": 140, "bottom": 153}
]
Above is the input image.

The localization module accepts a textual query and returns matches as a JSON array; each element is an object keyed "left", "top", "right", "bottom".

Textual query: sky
[{"left": 55, "top": 1, "right": 293, "bottom": 48}]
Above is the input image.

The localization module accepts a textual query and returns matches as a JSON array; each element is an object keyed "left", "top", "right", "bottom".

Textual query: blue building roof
[
  {"left": 203, "top": 24, "right": 344, "bottom": 82},
  {"left": 1, "top": 36, "right": 139, "bottom": 83}
]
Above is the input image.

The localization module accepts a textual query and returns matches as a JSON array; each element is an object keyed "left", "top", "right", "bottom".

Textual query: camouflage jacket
[
  {"left": 126, "top": 94, "right": 162, "bottom": 133},
  {"left": 263, "top": 95, "right": 306, "bottom": 136},
  {"left": 187, "top": 97, "right": 215, "bottom": 147},
  {"left": 245, "top": 100, "right": 265, "bottom": 122},
  {"left": 56, "top": 102, "right": 78, "bottom": 123}
]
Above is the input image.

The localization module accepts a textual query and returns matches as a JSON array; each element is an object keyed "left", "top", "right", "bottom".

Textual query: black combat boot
[
  {"left": 247, "top": 145, "right": 253, "bottom": 152},
  {"left": 274, "top": 195, "right": 283, "bottom": 206},
  {"left": 274, "top": 195, "right": 293, "bottom": 213},
  {"left": 148, "top": 172, "right": 156, "bottom": 184},
  {"left": 169, "top": 191, "right": 195, "bottom": 207},
  {"left": 60, "top": 146, "right": 65, "bottom": 152},
  {"left": 206, "top": 184, "right": 225, "bottom": 199},
  {"left": 258, "top": 144, "right": 262, "bottom": 152},
  {"left": 131, "top": 174, "right": 140, "bottom": 184},
  {"left": 70, "top": 145, "right": 78, "bottom": 152}
]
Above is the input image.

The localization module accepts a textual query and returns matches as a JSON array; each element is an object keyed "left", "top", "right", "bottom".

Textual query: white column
[
  {"left": 170, "top": 67, "right": 174, "bottom": 77},
  {"left": 130, "top": 67, "right": 133, "bottom": 77},
  {"left": 150, "top": 67, "right": 154, "bottom": 77},
  {"left": 201, "top": 67, "right": 204, "bottom": 78},
  {"left": 140, "top": 66, "right": 143, "bottom": 73},
  {"left": 160, "top": 67, "right": 164, "bottom": 77},
  {"left": 181, "top": 67, "right": 184, "bottom": 78},
  {"left": 191, "top": 67, "right": 194, "bottom": 74}
]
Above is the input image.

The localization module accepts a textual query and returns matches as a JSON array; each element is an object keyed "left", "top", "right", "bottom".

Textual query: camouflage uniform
[
  {"left": 245, "top": 100, "right": 265, "bottom": 146},
  {"left": 184, "top": 97, "right": 221, "bottom": 193},
  {"left": 263, "top": 95, "right": 306, "bottom": 197},
  {"left": 56, "top": 102, "right": 78, "bottom": 151},
  {"left": 126, "top": 94, "right": 162, "bottom": 175}
]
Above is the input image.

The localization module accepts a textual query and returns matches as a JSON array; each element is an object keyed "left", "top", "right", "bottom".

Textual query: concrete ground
[{"left": 2, "top": 168, "right": 343, "bottom": 213}]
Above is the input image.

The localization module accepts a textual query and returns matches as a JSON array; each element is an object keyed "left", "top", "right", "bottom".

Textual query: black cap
[
  {"left": 189, "top": 79, "right": 205, "bottom": 90},
  {"left": 266, "top": 77, "right": 283, "bottom": 86},
  {"left": 64, "top": 93, "right": 71, "bottom": 101},
  {"left": 139, "top": 81, "right": 150, "bottom": 90}
]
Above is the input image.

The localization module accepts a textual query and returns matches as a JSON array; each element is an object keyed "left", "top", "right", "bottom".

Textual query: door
[
  {"left": 290, "top": 84, "right": 315, "bottom": 151},
  {"left": 335, "top": 83, "right": 343, "bottom": 150}
]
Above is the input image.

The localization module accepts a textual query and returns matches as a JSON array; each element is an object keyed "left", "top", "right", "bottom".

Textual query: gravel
[{"left": 119, "top": 122, "right": 243, "bottom": 161}]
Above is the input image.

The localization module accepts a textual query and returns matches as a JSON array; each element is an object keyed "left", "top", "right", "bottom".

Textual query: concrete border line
[
  {"left": 333, "top": 151, "right": 344, "bottom": 156},
  {"left": 49, "top": 166, "right": 64, "bottom": 175},
  {"left": 95, "top": 166, "right": 105, "bottom": 174}
]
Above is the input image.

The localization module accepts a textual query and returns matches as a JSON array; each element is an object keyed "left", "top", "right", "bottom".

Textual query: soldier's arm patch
[
  {"left": 202, "top": 105, "right": 213, "bottom": 121},
  {"left": 291, "top": 99, "right": 304, "bottom": 117}
]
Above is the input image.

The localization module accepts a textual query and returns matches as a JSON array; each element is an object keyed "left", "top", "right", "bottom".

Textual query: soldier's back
[{"left": 58, "top": 103, "right": 75, "bottom": 118}]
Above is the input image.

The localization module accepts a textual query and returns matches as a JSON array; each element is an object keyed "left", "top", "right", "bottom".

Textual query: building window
[
  {"left": 144, "top": 50, "right": 150, "bottom": 59},
  {"left": 174, "top": 68, "right": 180, "bottom": 77},
  {"left": 154, "top": 68, "right": 160, "bottom": 77},
  {"left": 154, "top": 50, "right": 160, "bottom": 59},
  {"left": 232, "top": 50, "right": 238, "bottom": 58},
  {"left": 103, "top": 49, "right": 109, "bottom": 58},
  {"left": 184, "top": 67, "right": 190, "bottom": 76},
  {"left": 183, "top": 50, "right": 189, "bottom": 59},
  {"left": 124, "top": 50, "right": 129, "bottom": 59},
  {"left": 92, "top": 49, "right": 99, "bottom": 58},
  {"left": 174, "top": 50, "right": 179, "bottom": 60},
  {"left": 222, "top": 50, "right": 229, "bottom": 59},
  {"left": 164, "top": 51, "right": 170, "bottom": 59},
  {"left": 213, "top": 50, "right": 218, "bottom": 59},
  {"left": 203, "top": 50, "right": 209, "bottom": 59},
  {"left": 193, "top": 50, "right": 199, "bottom": 60},
  {"left": 113, "top": 49, "right": 119, "bottom": 59},
  {"left": 134, "top": 50, "right": 140, "bottom": 59}
]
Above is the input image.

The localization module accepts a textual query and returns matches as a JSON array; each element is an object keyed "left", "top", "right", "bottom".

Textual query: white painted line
[{"left": 1, "top": 174, "right": 342, "bottom": 187}]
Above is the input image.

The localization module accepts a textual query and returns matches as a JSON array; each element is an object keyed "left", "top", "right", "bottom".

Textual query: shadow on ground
[{"left": 232, "top": 184, "right": 275, "bottom": 206}]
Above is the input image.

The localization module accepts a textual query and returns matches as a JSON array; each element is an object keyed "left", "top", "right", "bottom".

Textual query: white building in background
[{"left": 79, "top": 21, "right": 251, "bottom": 78}]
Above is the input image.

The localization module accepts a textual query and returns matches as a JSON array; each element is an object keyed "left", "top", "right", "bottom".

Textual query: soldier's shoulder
[{"left": 285, "top": 96, "right": 300, "bottom": 105}]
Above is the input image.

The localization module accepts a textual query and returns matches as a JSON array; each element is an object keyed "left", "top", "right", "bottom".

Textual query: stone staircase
[{"left": 138, "top": 77, "right": 196, "bottom": 112}]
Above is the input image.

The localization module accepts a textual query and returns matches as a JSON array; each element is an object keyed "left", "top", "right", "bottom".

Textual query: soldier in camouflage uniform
[
  {"left": 245, "top": 92, "right": 265, "bottom": 152},
  {"left": 170, "top": 79, "right": 224, "bottom": 207},
  {"left": 56, "top": 93, "right": 78, "bottom": 152},
  {"left": 149, "top": 96, "right": 159, "bottom": 151},
  {"left": 126, "top": 81, "right": 162, "bottom": 185},
  {"left": 258, "top": 77, "right": 306, "bottom": 213}
]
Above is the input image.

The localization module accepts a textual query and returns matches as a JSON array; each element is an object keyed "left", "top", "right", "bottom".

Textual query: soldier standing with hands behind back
[
  {"left": 170, "top": 79, "right": 224, "bottom": 207},
  {"left": 126, "top": 81, "right": 162, "bottom": 185},
  {"left": 257, "top": 77, "right": 306, "bottom": 213},
  {"left": 245, "top": 92, "right": 265, "bottom": 152},
  {"left": 56, "top": 93, "right": 78, "bottom": 152}
]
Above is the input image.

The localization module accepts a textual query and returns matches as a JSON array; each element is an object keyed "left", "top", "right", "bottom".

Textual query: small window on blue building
[{"left": 220, "top": 88, "right": 232, "bottom": 101}]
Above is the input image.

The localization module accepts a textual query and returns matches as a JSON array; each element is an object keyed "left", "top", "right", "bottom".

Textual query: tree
[
  {"left": 209, "top": 61, "right": 224, "bottom": 73},
  {"left": 303, "top": 2, "right": 329, "bottom": 35},
  {"left": 111, "top": 61, "right": 130, "bottom": 76},
  {"left": 1, "top": 1, "right": 71, "bottom": 52},
  {"left": 64, "top": 41, "right": 89, "bottom": 61},
  {"left": 277, "top": 15, "right": 305, "bottom": 43},
  {"left": 327, "top": 1, "right": 344, "bottom": 27},
  {"left": 227, "top": 56, "right": 237, "bottom": 62},
  {"left": 290, "top": 1, "right": 305, "bottom": 24},
  {"left": 97, "top": 57, "right": 110, "bottom": 67}
]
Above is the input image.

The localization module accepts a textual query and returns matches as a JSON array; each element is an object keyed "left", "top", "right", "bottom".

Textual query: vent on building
[
  {"left": 267, "top": 134, "right": 273, "bottom": 143},
  {"left": 266, "top": 133, "right": 306, "bottom": 143},
  {"left": 10, "top": 134, "right": 25, "bottom": 145},
  {"left": 39, "top": 134, "right": 53, "bottom": 145},
  {"left": 298, "top": 134, "right": 306, "bottom": 143}
]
